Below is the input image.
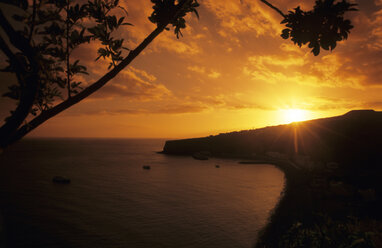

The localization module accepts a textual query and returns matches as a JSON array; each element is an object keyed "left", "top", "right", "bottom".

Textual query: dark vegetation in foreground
[{"left": 162, "top": 110, "right": 382, "bottom": 247}]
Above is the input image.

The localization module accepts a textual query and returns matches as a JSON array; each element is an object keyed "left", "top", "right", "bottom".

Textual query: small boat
[
  {"left": 215, "top": 165, "right": 220, "bottom": 168},
  {"left": 143, "top": 165, "right": 151, "bottom": 170},
  {"left": 192, "top": 152, "right": 209, "bottom": 160},
  {"left": 238, "top": 160, "right": 269, "bottom": 164},
  {"left": 52, "top": 176, "right": 71, "bottom": 184}
]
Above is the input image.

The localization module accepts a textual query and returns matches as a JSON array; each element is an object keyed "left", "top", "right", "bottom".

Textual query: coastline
[
  {"left": 236, "top": 157, "right": 381, "bottom": 248},
  {"left": 161, "top": 149, "right": 381, "bottom": 247}
]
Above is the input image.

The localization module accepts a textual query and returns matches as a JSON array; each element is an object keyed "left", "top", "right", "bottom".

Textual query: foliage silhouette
[
  {"left": 281, "top": 0, "right": 358, "bottom": 56},
  {"left": 0, "top": 0, "right": 199, "bottom": 149},
  {"left": 261, "top": 0, "right": 358, "bottom": 55}
]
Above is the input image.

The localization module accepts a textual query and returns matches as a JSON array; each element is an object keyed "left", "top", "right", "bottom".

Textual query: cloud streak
[{"left": 90, "top": 66, "right": 171, "bottom": 101}]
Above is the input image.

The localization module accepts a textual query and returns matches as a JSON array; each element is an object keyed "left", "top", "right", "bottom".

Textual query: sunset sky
[{"left": 1, "top": 0, "right": 382, "bottom": 139}]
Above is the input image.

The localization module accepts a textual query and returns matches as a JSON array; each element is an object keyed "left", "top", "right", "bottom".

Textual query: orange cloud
[
  {"left": 207, "top": 71, "right": 221, "bottom": 79},
  {"left": 244, "top": 51, "right": 368, "bottom": 88},
  {"left": 154, "top": 32, "right": 201, "bottom": 55},
  {"left": 187, "top": 65, "right": 221, "bottom": 79},
  {"left": 187, "top": 65, "right": 206, "bottom": 74},
  {"left": 204, "top": 0, "right": 283, "bottom": 37},
  {"left": 90, "top": 67, "right": 171, "bottom": 101}
]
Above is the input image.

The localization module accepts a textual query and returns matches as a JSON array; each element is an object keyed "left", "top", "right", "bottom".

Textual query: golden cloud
[
  {"left": 154, "top": 32, "right": 202, "bottom": 55},
  {"left": 187, "top": 65, "right": 206, "bottom": 74},
  {"left": 90, "top": 66, "right": 171, "bottom": 101},
  {"left": 187, "top": 65, "right": 221, "bottom": 79},
  {"left": 207, "top": 71, "right": 221, "bottom": 79},
  {"left": 244, "top": 51, "right": 367, "bottom": 88},
  {"left": 204, "top": 0, "right": 283, "bottom": 37}
]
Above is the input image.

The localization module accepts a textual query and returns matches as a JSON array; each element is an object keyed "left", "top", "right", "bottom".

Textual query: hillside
[{"left": 163, "top": 110, "right": 382, "bottom": 169}]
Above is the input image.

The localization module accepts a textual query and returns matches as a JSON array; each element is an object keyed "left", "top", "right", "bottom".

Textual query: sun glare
[{"left": 282, "top": 109, "right": 308, "bottom": 124}]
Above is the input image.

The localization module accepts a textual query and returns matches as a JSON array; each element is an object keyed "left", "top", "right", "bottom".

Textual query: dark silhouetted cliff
[{"left": 163, "top": 110, "right": 382, "bottom": 169}]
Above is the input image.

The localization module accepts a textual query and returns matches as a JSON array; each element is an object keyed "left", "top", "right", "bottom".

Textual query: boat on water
[
  {"left": 192, "top": 152, "right": 209, "bottom": 160},
  {"left": 142, "top": 165, "right": 151, "bottom": 170},
  {"left": 239, "top": 160, "right": 270, "bottom": 164},
  {"left": 52, "top": 176, "right": 71, "bottom": 184}
]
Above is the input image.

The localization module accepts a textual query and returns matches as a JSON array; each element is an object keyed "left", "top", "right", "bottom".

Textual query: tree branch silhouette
[
  {"left": 0, "top": 0, "right": 199, "bottom": 148},
  {"left": 260, "top": 0, "right": 286, "bottom": 18}
]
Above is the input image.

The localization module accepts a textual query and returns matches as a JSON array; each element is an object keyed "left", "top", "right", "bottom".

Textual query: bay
[{"left": 0, "top": 138, "right": 284, "bottom": 248}]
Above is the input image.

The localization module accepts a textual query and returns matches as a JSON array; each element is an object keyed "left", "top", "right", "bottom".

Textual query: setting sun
[{"left": 281, "top": 109, "right": 309, "bottom": 124}]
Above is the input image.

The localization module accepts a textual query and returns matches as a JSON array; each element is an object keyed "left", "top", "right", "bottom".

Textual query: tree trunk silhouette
[{"left": 0, "top": 9, "right": 40, "bottom": 149}]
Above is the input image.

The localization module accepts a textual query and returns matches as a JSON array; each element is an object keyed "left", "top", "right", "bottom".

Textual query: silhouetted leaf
[
  {"left": 1, "top": 0, "right": 28, "bottom": 9},
  {"left": 280, "top": 0, "right": 358, "bottom": 55},
  {"left": 149, "top": 0, "right": 199, "bottom": 39}
]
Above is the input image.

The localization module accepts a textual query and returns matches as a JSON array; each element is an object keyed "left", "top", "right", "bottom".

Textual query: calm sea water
[{"left": 0, "top": 138, "right": 284, "bottom": 248}]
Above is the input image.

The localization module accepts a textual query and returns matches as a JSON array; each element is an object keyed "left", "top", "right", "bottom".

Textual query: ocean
[{"left": 0, "top": 138, "right": 284, "bottom": 248}]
